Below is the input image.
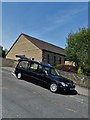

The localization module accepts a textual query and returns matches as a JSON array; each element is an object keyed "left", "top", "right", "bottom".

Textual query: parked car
[{"left": 15, "top": 55, "right": 75, "bottom": 93}]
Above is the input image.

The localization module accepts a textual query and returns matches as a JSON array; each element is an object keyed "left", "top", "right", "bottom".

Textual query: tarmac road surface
[{"left": 1, "top": 68, "right": 88, "bottom": 118}]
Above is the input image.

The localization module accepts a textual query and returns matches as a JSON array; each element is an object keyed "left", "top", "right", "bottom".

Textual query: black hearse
[{"left": 15, "top": 55, "right": 75, "bottom": 93}]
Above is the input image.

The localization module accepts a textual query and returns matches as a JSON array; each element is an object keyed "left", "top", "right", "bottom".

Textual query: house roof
[
  {"left": 6, "top": 33, "right": 66, "bottom": 57},
  {"left": 22, "top": 33, "right": 66, "bottom": 56}
]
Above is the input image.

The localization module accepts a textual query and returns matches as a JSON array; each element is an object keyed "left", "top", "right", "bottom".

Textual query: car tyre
[
  {"left": 17, "top": 72, "right": 22, "bottom": 79},
  {"left": 50, "top": 83, "right": 58, "bottom": 93}
]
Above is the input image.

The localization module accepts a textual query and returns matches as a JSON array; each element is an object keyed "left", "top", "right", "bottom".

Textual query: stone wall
[
  {"left": 58, "top": 70, "right": 90, "bottom": 88},
  {"left": 1, "top": 58, "right": 18, "bottom": 68},
  {"left": 1, "top": 57, "right": 89, "bottom": 89}
]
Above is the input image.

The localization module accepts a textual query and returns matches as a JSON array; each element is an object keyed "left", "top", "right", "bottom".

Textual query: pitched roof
[{"left": 23, "top": 33, "right": 66, "bottom": 56}]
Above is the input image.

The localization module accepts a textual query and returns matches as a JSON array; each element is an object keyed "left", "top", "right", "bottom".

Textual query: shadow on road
[
  {"left": 56, "top": 89, "right": 78, "bottom": 95},
  {"left": 21, "top": 78, "right": 78, "bottom": 96}
]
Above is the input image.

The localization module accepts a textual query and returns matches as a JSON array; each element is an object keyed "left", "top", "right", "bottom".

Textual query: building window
[
  {"left": 54, "top": 56, "right": 56, "bottom": 66},
  {"left": 59, "top": 57, "right": 61, "bottom": 64},
  {"left": 47, "top": 54, "right": 50, "bottom": 64},
  {"left": 42, "top": 51, "right": 44, "bottom": 62}
]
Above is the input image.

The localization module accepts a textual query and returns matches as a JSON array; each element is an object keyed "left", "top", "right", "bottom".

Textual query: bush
[
  {"left": 83, "top": 65, "right": 90, "bottom": 76},
  {"left": 56, "top": 64, "right": 77, "bottom": 73},
  {"left": 77, "top": 67, "right": 84, "bottom": 75}
]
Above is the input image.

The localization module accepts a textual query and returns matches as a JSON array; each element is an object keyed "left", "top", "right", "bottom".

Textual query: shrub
[
  {"left": 83, "top": 65, "right": 90, "bottom": 76},
  {"left": 56, "top": 64, "right": 77, "bottom": 73},
  {"left": 77, "top": 67, "right": 84, "bottom": 75}
]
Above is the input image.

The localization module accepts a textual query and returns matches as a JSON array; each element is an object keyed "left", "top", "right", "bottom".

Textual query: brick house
[{"left": 6, "top": 33, "right": 66, "bottom": 66}]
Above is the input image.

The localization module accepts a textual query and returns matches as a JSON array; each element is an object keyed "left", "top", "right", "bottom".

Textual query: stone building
[{"left": 6, "top": 33, "right": 66, "bottom": 66}]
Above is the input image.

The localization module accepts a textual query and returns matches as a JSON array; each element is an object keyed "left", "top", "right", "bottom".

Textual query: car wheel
[
  {"left": 17, "top": 72, "right": 22, "bottom": 79},
  {"left": 50, "top": 83, "right": 58, "bottom": 93}
]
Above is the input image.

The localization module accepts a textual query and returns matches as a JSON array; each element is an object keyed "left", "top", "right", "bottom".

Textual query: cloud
[
  {"left": 54, "top": 6, "right": 87, "bottom": 23},
  {"left": 31, "top": 4, "right": 88, "bottom": 37}
]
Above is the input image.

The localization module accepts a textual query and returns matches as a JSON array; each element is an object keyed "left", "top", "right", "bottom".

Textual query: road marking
[
  {"left": 69, "top": 96, "right": 86, "bottom": 104},
  {"left": 12, "top": 72, "right": 16, "bottom": 78},
  {"left": 58, "top": 94, "right": 88, "bottom": 106},
  {"left": 65, "top": 108, "right": 77, "bottom": 113}
]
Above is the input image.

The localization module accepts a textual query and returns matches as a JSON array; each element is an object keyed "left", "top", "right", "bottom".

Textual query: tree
[
  {"left": 4, "top": 48, "right": 8, "bottom": 55},
  {"left": 0, "top": 50, "right": 2, "bottom": 57},
  {"left": 0, "top": 48, "right": 8, "bottom": 58},
  {"left": 65, "top": 28, "right": 90, "bottom": 76}
]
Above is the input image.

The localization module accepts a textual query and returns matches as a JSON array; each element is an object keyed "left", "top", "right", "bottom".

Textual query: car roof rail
[
  {"left": 16, "top": 55, "right": 30, "bottom": 61},
  {"left": 40, "top": 62, "right": 52, "bottom": 68}
]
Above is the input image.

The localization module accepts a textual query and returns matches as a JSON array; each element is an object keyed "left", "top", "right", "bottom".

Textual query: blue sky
[{"left": 2, "top": 2, "right": 88, "bottom": 49}]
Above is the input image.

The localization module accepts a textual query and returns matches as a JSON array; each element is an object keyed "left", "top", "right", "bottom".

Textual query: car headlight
[{"left": 60, "top": 82, "right": 66, "bottom": 87}]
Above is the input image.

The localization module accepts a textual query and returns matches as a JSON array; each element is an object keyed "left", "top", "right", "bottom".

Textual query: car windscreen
[
  {"left": 50, "top": 68, "right": 60, "bottom": 76},
  {"left": 39, "top": 65, "right": 60, "bottom": 76}
]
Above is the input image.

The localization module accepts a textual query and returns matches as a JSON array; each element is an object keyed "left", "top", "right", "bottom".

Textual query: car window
[
  {"left": 38, "top": 65, "right": 43, "bottom": 70},
  {"left": 50, "top": 68, "right": 60, "bottom": 76},
  {"left": 38, "top": 65, "right": 50, "bottom": 74},
  {"left": 18, "top": 61, "right": 30, "bottom": 69},
  {"left": 44, "top": 67, "right": 50, "bottom": 74},
  {"left": 38, "top": 65, "right": 43, "bottom": 73},
  {"left": 30, "top": 63, "right": 38, "bottom": 70}
]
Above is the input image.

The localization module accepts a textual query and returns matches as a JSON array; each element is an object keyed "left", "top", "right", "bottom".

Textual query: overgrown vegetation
[
  {"left": 56, "top": 64, "right": 77, "bottom": 73},
  {"left": 65, "top": 28, "right": 90, "bottom": 76}
]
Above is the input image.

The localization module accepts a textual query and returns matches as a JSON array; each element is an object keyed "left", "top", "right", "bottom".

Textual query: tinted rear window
[{"left": 18, "top": 61, "right": 30, "bottom": 69}]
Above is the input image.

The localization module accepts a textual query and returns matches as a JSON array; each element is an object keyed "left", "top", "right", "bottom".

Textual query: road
[{"left": 1, "top": 68, "right": 88, "bottom": 118}]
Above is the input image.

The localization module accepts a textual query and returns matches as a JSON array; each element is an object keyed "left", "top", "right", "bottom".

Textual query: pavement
[{"left": 1, "top": 67, "right": 89, "bottom": 97}]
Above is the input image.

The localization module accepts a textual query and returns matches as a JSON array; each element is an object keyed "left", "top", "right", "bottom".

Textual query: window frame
[
  {"left": 47, "top": 54, "right": 50, "bottom": 64},
  {"left": 18, "top": 60, "right": 30, "bottom": 70},
  {"left": 30, "top": 62, "right": 39, "bottom": 71},
  {"left": 54, "top": 56, "right": 56, "bottom": 66},
  {"left": 59, "top": 57, "right": 61, "bottom": 64}
]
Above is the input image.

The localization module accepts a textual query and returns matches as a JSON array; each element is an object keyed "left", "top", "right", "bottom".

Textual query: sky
[{"left": 2, "top": 2, "right": 88, "bottom": 49}]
